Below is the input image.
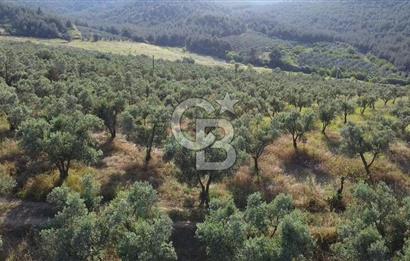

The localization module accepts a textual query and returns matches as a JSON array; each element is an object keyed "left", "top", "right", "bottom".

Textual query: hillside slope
[
  {"left": 14, "top": 0, "right": 410, "bottom": 72},
  {"left": 0, "top": 2, "right": 70, "bottom": 39}
]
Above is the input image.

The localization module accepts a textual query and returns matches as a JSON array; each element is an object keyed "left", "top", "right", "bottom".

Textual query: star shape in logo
[{"left": 217, "top": 93, "right": 238, "bottom": 114}]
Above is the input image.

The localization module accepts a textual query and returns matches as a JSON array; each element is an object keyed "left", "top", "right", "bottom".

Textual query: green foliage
[
  {"left": 401, "top": 239, "right": 410, "bottom": 260},
  {"left": 357, "top": 95, "right": 377, "bottom": 115},
  {"left": 95, "top": 91, "right": 126, "bottom": 139},
  {"left": 80, "top": 174, "right": 102, "bottom": 211},
  {"left": 18, "top": 111, "right": 102, "bottom": 185},
  {"left": 0, "top": 3, "right": 69, "bottom": 39},
  {"left": 278, "top": 210, "right": 315, "bottom": 260},
  {"left": 0, "top": 165, "right": 16, "bottom": 196},
  {"left": 276, "top": 110, "right": 316, "bottom": 150},
  {"left": 318, "top": 101, "right": 339, "bottom": 134},
  {"left": 197, "top": 193, "right": 314, "bottom": 260},
  {"left": 332, "top": 182, "right": 410, "bottom": 260},
  {"left": 41, "top": 186, "right": 99, "bottom": 260},
  {"left": 196, "top": 200, "right": 247, "bottom": 261},
  {"left": 41, "top": 181, "right": 176, "bottom": 260},
  {"left": 121, "top": 98, "right": 169, "bottom": 163},
  {"left": 117, "top": 217, "right": 176, "bottom": 261},
  {"left": 341, "top": 121, "right": 392, "bottom": 177},
  {"left": 338, "top": 97, "right": 355, "bottom": 124},
  {"left": 391, "top": 100, "right": 410, "bottom": 137},
  {"left": 234, "top": 115, "right": 279, "bottom": 173},
  {"left": 164, "top": 138, "right": 232, "bottom": 207},
  {"left": 286, "top": 87, "right": 314, "bottom": 112},
  {"left": 101, "top": 182, "right": 176, "bottom": 261},
  {"left": 0, "top": 172, "right": 16, "bottom": 196},
  {"left": 241, "top": 236, "right": 280, "bottom": 261}
]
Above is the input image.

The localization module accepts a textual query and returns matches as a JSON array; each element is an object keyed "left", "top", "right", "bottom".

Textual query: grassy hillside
[
  {"left": 0, "top": 36, "right": 220, "bottom": 63},
  {"left": 0, "top": 36, "right": 272, "bottom": 72}
]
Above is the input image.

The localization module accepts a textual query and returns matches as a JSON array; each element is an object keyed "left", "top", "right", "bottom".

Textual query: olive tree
[
  {"left": 276, "top": 110, "right": 316, "bottom": 151},
  {"left": 0, "top": 81, "right": 30, "bottom": 132},
  {"left": 391, "top": 100, "right": 410, "bottom": 136},
  {"left": 196, "top": 193, "right": 314, "bottom": 261},
  {"left": 338, "top": 97, "right": 355, "bottom": 124},
  {"left": 42, "top": 181, "right": 176, "bottom": 261},
  {"left": 18, "top": 112, "right": 102, "bottom": 186},
  {"left": 235, "top": 115, "right": 279, "bottom": 174},
  {"left": 164, "top": 139, "right": 231, "bottom": 208},
  {"left": 318, "top": 102, "right": 339, "bottom": 135},
  {"left": 258, "top": 97, "right": 285, "bottom": 119},
  {"left": 40, "top": 186, "right": 103, "bottom": 260},
  {"left": 332, "top": 182, "right": 410, "bottom": 260},
  {"left": 341, "top": 122, "right": 392, "bottom": 178},
  {"left": 358, "top": 94, "right": 376, "bottom": 115},
  {"left": 287, "top": 88, "right": 313, "bottom": 112},
  {"left": 101, "top": 182, "right": 177, "bottom": 261},
  {"left": 95, "top": 91, "right": 126, "bottom": 140},
  {"left": 121, "top": 99, "right": 169, "bottom": 164}
]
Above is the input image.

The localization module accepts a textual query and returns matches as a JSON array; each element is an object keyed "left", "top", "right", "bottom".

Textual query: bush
[
  {"left": 227, "top": 172, "right": 258, "bottom": 208},
  {"left": 0, "top": 169, "right": 16, "bottom": 196},
  {"left": 19, "top": 172, "right": 58, "bottom": 201},
  {"left": 197, "top": 194, "right": 314, "bottom": 260}
]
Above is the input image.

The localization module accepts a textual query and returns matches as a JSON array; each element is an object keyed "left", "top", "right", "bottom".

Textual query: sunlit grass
[{"left": 0, "top": 35, "right": 273, "bottom": 73}]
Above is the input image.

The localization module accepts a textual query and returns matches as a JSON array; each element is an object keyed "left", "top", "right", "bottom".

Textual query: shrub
[{"left": 0, "top": 169, "right": 16, "bottom": 196}]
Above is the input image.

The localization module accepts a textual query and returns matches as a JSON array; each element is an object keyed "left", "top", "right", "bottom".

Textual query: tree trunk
[
  {"left": 7, "top": 116, "right": 15, "bottom": 132},
  {"left": 359, "top": 153, "right": 371, "bottom": 178},
  {"left": 197, "top": 174, "right": 211, "bottom": 208},
  {"left": 145, "top": 124, "right": 157, "bottom": 164},
  {"left": 344, "top": 111, "right": 348, "bottom": 124},
  {"left": 109, "top": 113, "right": 117, "bottom": 140},
  {"left": 292, "top": 135, "right": 298, "bottom": 151},
  {"left": 110, "top": 127, "right": 116, "bottom": 140},
  {"left": 205, "top": 176, "right": 212, "bottom": 208},
  {"left": 253, "top": 156, "right": 259, "bottom": 175},
  {"left": 322, "top": 123, "right": 328, "bottom": 135},
  {"left": 56, "top": 160, "right": 70, "bottom": 187},
  {"left": 360, "top": 106, "right": 366, "bottom": 115},
  {"left": 198, "top": 176, "right": 206, "bottom": 208}
]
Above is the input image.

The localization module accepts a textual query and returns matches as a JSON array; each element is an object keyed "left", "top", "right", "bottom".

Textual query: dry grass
[
  {"left": 0, "top": 36, "right": 272, "bottom": 73},
  {"left": 18, "top": 171, "right": 59, "bottom": 201}
]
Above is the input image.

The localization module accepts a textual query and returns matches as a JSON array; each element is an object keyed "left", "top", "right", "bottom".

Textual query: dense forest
[
  {"left": 0, "top": 3, "right": 70, "bottom": 39},
  {"left": 0, "top": 39, "right": 409, "bottom": 260},
  {"left": 13, "top": 0, "right": 410, "bottom": 73}
]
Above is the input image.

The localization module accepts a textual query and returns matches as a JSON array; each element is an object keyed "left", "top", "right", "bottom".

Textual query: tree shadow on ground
[
  {"left": 281, "top": 149, "right": 334, "bottom": 185},
  {"left": 100, "top": 159, "right": 164, "bottom": 201},
  {"left": 322, "top": 132, "right": 342, "bottom": 154},
  {"left": 0, "top": 198, "right": 54, "bottom": 259}
]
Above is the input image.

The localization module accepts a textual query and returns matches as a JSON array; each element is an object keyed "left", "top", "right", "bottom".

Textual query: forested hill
[
  {"left": 7, "top": 0, "right": 410, "bottom": 79},
  {"left": 0, "top": 2, "right": 71, "bottom": 39},
  {"left": 244, "top": 1, "right": 410, "bottom": 72},
  {"left": 85, "top": 0, "right": 245, "bottom": 58},
  {"left": 15, "top": 0, "right": 410, "bottom": 73}
]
